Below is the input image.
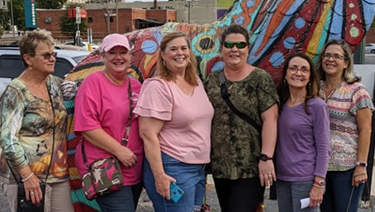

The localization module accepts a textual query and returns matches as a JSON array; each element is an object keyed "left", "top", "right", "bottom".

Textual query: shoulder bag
[
  {"left": 81, "top": 79, "right": 134, "bottom": 200},
  {"left": 219, "top": 71, "right": 262, "bottom": 132}
]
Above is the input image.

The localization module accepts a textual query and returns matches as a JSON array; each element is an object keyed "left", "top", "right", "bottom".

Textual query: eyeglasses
[
  {"left": 32, "top": 52, "right": 57, "bottom": 60},
  {"left": 322, "top": 53, "right": 347, "bottom": 60},
  {"left": 288, "top": 66, "right": 310, "bottom": 75},
  {"left": 223, "top": 41, "right": 248, "bottom": 49}
]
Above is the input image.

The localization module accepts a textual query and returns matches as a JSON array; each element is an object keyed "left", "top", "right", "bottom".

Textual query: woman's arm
[
  {"left": 82, "top": 129, "right": 137, "bottom": 167},
  {"left": 258, "top": 104, "right": 278, "bottom": 187},
  {"left": 352, "top": 108, "right": 372, "bottom": 186},
  {"left": 138, "top": 116, "right": 175, "bottom": 200}
]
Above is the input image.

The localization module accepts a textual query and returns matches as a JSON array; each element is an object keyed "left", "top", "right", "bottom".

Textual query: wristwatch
[
  {"left": 355, "top": 162, "right": 367, "bottom": 167},
  {"left": 259, "top": 154, "right": 273, "bottom": 162},
  {"left": 314, "top": 179, "right": 326, "bottom": 186}
]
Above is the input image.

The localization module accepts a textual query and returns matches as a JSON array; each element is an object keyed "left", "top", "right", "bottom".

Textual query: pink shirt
[
  {"left": 74, "top": 71, "right": 143, "bottom": 185},
  {"left": 134, "top": 77, "right": 214, "bottom": 164}
]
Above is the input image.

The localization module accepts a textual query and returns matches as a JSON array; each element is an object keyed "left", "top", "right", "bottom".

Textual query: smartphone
[{"left": 170, "top": 182, "right": 184, "bottom": 203}]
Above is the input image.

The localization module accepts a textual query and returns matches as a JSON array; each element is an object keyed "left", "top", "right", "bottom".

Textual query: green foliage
[
  {"left": 36, "top": 0, "right": 68, "bottom": 9},
  {"left": 7, "top": 0, "right": 26, "bottom": 31},
  {"left": 59, "top": 3, "right": 88, "bottom": 39},
  {"left": 0, "top": 9, "right": 10, "bottom": 30}
]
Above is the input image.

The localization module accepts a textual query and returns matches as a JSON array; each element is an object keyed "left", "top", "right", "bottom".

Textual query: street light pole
[
  {"left": 10, "top": 0, "right": 14, "bottom": 37},
  {"left": 116, "top": 0, "right": 119, "bottom": 33}
]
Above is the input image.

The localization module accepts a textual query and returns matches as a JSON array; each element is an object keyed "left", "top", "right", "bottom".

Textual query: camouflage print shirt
[
  {"left": 0, "top": 75, "right": 69, "bottom": 184},
  {"left": 205, "top": 68, "right": 279, "bottom": 179}
]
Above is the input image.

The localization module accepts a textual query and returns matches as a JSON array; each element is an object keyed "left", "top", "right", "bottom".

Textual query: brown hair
[
  {"left": 18, "top": 29, "right": 55, "bottom": 68},
  {"left": 277, "top": 53, "right": 320, "bottom": 114},
  {"left": 155, "top": 31, "right": 198, "bottom": 86}
]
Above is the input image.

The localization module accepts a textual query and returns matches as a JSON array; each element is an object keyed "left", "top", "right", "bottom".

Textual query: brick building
[{"left": 36, "top": 8, "right": 176, "bottom": 40}]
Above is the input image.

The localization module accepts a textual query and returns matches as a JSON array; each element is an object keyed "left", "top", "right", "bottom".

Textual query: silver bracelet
[{"left": 21, "top": 172, "right": 34, "bottom": 182}]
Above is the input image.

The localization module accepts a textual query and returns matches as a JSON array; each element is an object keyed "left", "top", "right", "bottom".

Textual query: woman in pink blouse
[{"left": 134, "top": 31, "right": 214, "bottom": 212}]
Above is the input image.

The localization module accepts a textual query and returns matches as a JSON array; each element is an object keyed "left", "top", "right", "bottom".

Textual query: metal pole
[
  {"left": 116, "top": 0, "right": 119, "bottom": 33},
  {"left": 10, "top": 0, "right": 14, "bottom": 37}
]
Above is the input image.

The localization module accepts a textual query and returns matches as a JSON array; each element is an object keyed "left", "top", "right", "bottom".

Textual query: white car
[
  {"left": 63, "top": 41, "right": 99, "bottom": 51},
  {"left": 365, "top": 43, "right": 375, "bottom": 54},
  {"left": 0, "top": 46, "right": 89, "bottom": 95}
]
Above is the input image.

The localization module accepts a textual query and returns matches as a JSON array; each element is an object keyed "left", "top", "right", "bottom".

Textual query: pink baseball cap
[{"left": 100, "top": 33, "right": 130, "bottom": 52}]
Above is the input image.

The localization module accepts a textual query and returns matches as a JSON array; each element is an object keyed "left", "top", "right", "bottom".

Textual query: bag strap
[
  {"left": 219, "top": 71, "right": 262, "bottom": 132},
  {"left": 82, "top": 78, "right": 133, "bottom": 169}
]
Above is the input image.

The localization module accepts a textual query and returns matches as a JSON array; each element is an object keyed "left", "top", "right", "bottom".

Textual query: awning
[
  {"left": 136, "top": 18, "right": 164, "bottom": 25},
  {"left": 68, "top": 8, "right": 88, "bottom": 19}
]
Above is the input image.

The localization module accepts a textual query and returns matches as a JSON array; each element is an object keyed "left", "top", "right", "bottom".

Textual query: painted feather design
[{"left": 66, "top": 0, "right": 375, "bottom": 211}]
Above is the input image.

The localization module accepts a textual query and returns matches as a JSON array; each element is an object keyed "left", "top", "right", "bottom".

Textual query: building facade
[{"left": 37, "top": 7, "right": 175, "bottom": 39}]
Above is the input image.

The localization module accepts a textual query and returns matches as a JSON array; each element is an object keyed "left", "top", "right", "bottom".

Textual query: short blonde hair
[{"left": 18, "top": 29, "right": 55, "bottom": 67}]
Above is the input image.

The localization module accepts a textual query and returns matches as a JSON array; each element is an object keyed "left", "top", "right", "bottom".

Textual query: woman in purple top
[{"left": 276, "top": 53, "right": 330, "bottom": 211}]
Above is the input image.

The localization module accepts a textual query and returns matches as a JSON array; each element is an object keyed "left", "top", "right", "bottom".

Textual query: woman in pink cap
[{"left": 73, "top": 33, "right": 143, "bottom": 212}]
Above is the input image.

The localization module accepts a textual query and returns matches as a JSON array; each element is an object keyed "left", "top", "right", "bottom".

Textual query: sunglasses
[
  {"left": 223, "top": 41, "right": 248, "bottom": 49},
  {"left": 32, "top": 52, "right": 58, "bottom": 60}
]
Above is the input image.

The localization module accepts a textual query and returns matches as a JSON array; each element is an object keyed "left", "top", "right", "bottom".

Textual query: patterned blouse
[
  {"left": 320, "top": 81, "right": 374, "bottom": 171},
  {"left": 0, "top": 75, "right": 69, "bottom": 184},
  {"left": 205, "top": 68, "right": 279, "bottom": 179}
]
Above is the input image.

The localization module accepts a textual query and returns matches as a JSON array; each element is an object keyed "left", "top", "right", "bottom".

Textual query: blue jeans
[
  {"left": 321, "top": 168, "right": 365, "bottom": 212},
  {"left": 144, "top": 152, "right": 206, "bottom": 212},
  {"left": 96, "top": 182, "right": 143, "bottom": 212},
  {"left": 276, "top": 180, "right": 319, "bottom": 212}
]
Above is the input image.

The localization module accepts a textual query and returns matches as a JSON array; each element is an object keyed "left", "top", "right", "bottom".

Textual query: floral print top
[
  {"left": 0, "top": 75, "right": 69, "bottom": 184},
  {"left": 320, "top": 81, "right": 374, "bottom": 171}
]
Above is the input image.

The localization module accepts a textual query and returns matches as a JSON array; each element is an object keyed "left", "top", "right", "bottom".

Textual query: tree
[
  {"left": 0, "top": 9, "right": 10, "bottom": 30},
  {"left": 8, "top": 0, "right": 26, "bottom": 31},
  {"left": 36, "top": 0, "right": 68, "bottom": 9},
  {"left": 59, "top": 3, "right": 88, "bottom": 40}
]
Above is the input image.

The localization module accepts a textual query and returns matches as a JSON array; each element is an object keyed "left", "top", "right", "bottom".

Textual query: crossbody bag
[
  {"left": 80, "top": 79, "right": 134, "bottom": 200},
  {"left": 219, "top": 70, "right": 262, "bottom": 132}
]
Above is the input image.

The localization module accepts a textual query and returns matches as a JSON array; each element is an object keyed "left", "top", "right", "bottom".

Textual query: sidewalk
[{"left": 136, "top": 174, "right": 375, "bottom": 212}]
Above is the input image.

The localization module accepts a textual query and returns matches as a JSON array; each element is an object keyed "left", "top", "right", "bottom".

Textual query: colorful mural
[{"left": 65, "top": 0, "right": 375, "bottom": 211}]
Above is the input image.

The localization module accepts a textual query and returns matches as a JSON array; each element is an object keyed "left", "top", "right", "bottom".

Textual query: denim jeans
[
  {"left": 214, "top": 177, "right": 265, "bottom": 212},
  {"left": 276, "top": 180, "right": 319, "bottom": 212},
  {"left": 96, "top": 182, "right": 143, "bottom": 212},
  {"left": 321, "top": 168, "right": 365, "bottom": 212},
  {"left": 144, "top": 152, "right": 206, "bottom": 212}
]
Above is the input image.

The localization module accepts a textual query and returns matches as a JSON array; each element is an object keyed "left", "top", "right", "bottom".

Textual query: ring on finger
[{"left": 30, "top": 191, "right": 34, "bottom": 195}]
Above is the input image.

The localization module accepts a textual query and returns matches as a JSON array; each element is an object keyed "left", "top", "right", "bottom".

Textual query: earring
[
  {"left": 283, "top": 79, "right": 287, "bottom": 84},
  {"left": 308, "top": 82, "right": 311, "bottom": 88},
  {"left": 162, "top": 60, "right": 166, "bottom": 66}
]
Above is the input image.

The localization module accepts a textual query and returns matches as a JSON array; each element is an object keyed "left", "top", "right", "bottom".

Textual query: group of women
[{"left": 0, "top": 25, "right": 373, "bottom": 212}]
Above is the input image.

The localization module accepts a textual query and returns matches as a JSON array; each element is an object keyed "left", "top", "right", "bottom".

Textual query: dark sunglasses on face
[
  {"left": 32, "top": 52, "right": 58, "bottom": 60},
  {"left": 223, "top": 41, "right": 248, "bottom": 49}
]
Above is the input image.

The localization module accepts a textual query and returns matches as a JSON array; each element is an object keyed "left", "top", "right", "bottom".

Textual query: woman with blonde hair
[{"left": 134, "top": 31, "right": 214, "bottom": 212}]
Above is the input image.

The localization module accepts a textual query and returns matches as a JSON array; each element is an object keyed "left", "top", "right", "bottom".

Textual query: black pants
[{"left": 214, "top": 177, "right": 265, "bottom": 212}]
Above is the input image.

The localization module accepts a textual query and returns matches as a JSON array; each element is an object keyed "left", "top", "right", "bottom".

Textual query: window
[{"left": 88, "top": 17, "right": 93, "bottom": 23}]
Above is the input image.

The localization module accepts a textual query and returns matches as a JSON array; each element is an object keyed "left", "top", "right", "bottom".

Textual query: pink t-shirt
[
  {"left": 134, "top": 77, "right": 214, "bottom": 164},
  {"left": 74, "top": 71, "right": 143, "bottom": 186}
]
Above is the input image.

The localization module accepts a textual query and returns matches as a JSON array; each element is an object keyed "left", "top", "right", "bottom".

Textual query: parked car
[
  {"left": 63, "top": 41, "right": 99, "bottom": 51},
  {"left": 365, "top": 43, "right": 375, "bottom": 54},
  {"left": 0, "top": 46, "right": 89, "bottom": 95}
]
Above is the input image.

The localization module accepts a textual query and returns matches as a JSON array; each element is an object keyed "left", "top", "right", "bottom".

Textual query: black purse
[{"left": 16, "top": 182, "right": 46, "bottom": 212}]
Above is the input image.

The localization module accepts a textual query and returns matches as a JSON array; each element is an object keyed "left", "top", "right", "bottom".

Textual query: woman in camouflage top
[{"left": 205, "top": 24, "right": 279, "bottom": 212}]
